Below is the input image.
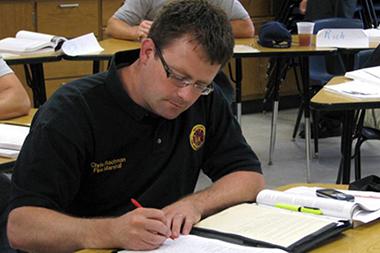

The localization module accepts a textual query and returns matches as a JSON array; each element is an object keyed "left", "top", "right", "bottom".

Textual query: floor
[{"left": 196, "top": 108, "right": 380, "bottom": 190}]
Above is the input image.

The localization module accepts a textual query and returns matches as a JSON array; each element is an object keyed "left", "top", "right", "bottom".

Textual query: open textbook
[
  {"left": 118, "top": 234, "right": 287, "bottom": 253},
  {"left": 324, "top": 66, "right": 380, "bottom": 98},
  {"left": 0, "top": 123, "right": 30, "bottom": 158},
  {"left": 193, "top": 186, "right": 380, "bottom": 252},
  {"left": 0, "top": 30, "right": 103, "bottom": 56}
]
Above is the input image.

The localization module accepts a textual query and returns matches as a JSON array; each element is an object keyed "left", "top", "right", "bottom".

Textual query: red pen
[{"left": 131, "top": 198, "right": 143, "bottom": 208}]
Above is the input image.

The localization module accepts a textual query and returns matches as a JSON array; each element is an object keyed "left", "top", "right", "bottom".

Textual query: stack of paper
[
  {"left": 0, "top": 124, "right": 30, "bottom": 158},
  {"left": 324, "top": 66, "right": 380, "bottom": 99}
]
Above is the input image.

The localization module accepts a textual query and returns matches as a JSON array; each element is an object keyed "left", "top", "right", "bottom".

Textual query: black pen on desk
[{"left": 131, "top": 198, "right": 143, "bottom": 208}]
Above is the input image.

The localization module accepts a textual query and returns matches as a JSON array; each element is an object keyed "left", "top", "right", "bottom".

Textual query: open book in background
[
  {"left": 0, "top": 30, "right": 103, "bottom": 56},
  {"left": 324, "top": 66, "right": 380, "bottom": 99},
  {"left": 0, "top": 124, "right": 30, "bottom": 158},
  {"left": 285, "top": 186, "right": 380, "bottom": 225}
]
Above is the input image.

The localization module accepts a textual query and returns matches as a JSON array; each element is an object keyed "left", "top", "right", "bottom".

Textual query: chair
[
  {"left": 352, "top": 47, "right": 380, "bottom": 180},
  {"left": 292, "top": 18, "right": 364, "bottom": 156}
]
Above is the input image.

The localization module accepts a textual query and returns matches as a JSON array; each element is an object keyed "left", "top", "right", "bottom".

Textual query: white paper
[
  {"left": 234, "top": 45, "right": 260, "bottom": 53},
  {"left": 0, "top": 148, "right": 19, "bottom": 158},
  {"left": 364, "top": 28, "right": 380, "bottom": 42},
  {"left": 0, "top": 124, "right": 30, "bottom": 150},
  {"left": 316, "top": 29, "right": 369, "bottom": 48},
  {"left": 61, "top": 33, "right": 103, "bottom": 56},
  {"left": 345, "top": 65, "right": 380, "bottom": 83},
  {"left": 15, "top": 30, "right": 55, "bottom": 43},
  {"left": 118, "top": 234, "right": 287, "bottom": 253},
  {"left": 325, "top": 80, "right": 380, "bottom": 98}
]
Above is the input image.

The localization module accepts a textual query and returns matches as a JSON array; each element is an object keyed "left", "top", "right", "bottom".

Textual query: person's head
[{"left": 131, "top": 0, "right": 234, "bottom": 120}]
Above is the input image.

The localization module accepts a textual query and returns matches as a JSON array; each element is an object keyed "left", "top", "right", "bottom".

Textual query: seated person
[
  {"left": 106, "top": 0, "right": 255, "bottom": 105},
  {"left": 6, "top": 1, "right": 264, "bottom": 252},
  {"left": 0, "top": 57, "right": 30, "bottom": 120},
  {"left": 106, "top": 0, "right": 255, "bottom": 41}
]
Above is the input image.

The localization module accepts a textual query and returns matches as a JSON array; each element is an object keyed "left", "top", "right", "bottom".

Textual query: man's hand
[
  {"left": 111, "top": 208, "right": 171, "bottom": 250},
  {"left": 163, "top": 199, "right": 202, "bottom": 239},
  {"left": 135, "top": 20, "right": 153, "bottom": 40}
]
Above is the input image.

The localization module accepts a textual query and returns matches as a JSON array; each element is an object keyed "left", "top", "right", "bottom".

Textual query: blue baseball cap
[{"left": 258, "top": 21, "right": 292, "bottom": 48}]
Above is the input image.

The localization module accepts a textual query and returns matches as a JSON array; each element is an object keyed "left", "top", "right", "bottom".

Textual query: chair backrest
[
  {"left": 354, "top": 49, "right": 375, "bottom": 69},
  {"left": 363, "top": 43, "right": 380, "bottom": 68},
  {"left": 313, "top": 18, "right": 364, "bottom": 33}
]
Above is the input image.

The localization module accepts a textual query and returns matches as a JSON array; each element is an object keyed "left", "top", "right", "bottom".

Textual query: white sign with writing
[{"left": 316, "top": 29, "right": 369, "bottom": 48}]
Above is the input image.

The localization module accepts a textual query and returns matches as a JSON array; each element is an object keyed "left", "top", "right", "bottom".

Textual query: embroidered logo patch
[{"left": 190, "top": 124, "right": 206, "bottom": 151}]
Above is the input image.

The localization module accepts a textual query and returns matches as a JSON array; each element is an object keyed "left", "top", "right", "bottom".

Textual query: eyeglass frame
[{"left": 151, "top": 39, "right": 214, "bottom": 95}]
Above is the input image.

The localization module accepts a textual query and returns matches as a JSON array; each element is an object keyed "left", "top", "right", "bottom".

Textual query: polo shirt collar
[{"left": 105, "top": 50, "right": 154, "bottom": 121}]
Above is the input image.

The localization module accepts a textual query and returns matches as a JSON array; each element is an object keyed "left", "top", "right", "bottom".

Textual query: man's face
[{"left": 138, "top": 37, "right": 221, "bottom": 119}]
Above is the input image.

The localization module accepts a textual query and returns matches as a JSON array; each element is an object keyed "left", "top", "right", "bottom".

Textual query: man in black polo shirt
[{"left": 6, "top": 0, "right": 264, "bottom": 252}]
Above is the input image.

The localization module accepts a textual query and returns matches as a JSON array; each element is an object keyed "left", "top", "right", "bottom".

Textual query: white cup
[{"left": 296, "top": 22, "right": 315, "bottom": 46}]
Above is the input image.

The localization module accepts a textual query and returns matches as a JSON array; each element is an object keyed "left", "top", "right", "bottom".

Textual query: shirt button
[{"left": 157, "top": 138, "right": 162, "bottom": 144}]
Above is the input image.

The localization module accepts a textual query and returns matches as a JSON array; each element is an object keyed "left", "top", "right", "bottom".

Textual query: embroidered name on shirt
[
  {"left": 190, "top": 124, "right": 206, "bottom": 151},
  {"left": 91, "top": 157, "right": 127, "bottom": 174}
]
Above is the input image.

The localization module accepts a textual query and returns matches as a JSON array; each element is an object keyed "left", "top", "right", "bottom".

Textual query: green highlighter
[{"left": 275, "top": 203, "right": 323, "bottom": 215}]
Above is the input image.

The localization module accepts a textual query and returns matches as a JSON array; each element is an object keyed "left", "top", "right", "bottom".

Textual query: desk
[
  {"left": 234, "top": 36, "right": 336, "bottom": 181},
  {"left": 3, "top": 51, "right": 62, "bottom": 107},
  {"left": 77, "top": 183, "right": 380, "bottom": 253},
  {"left": 0, "top": 108, "right": 37, "bottom": 172},
  {"left": 311, "top": 77, "right": 380, "bottom": 184},
  {"left": 63, "top": 39, "right": 140, "bottom": 73}
]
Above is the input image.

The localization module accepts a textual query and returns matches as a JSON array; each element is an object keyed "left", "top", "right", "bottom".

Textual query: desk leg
[
  {"left": 268, "top": 59, "right": 283, "bottom": 165},
  {"left": 338, "top": 110, "right": 355, "bottom": 184},
  {"left": 235, "top": 58, "right": 242, "bottom": 124},
  {"left": 93, "top": 60, "right": 100, "bottom": 74},
  {"left": 300, "top": 56, "right": 311, "bottom": 182},
  {"left": 25, "top": 63, "right": 47, "bottom": 108}
]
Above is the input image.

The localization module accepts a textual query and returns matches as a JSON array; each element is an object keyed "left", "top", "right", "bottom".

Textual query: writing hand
[
  {"left": 111, "top": 208, "right": 171, "bottom": 250},
  {"left": 163, "top": 200, "right": 202, "bottom": 239}
]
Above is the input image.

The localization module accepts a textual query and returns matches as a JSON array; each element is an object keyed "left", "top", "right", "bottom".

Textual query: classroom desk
[
  {"left": 62, "top": 39, "right": 140, "bottom": 73},
  {"left": 0, "top": 108, "right": 37, "bottom": 172},
  {"left": 311, "top": 76, "right": 380, "bottom": 184},
  {"left": 77, "top": 183, "right": 380, "bottom": 253},
  {"left": 3, "top": 51, "right": 62, "bottom": 107},
  {"left": 234, "top": 36, "right": 337, "bottom": 181}
]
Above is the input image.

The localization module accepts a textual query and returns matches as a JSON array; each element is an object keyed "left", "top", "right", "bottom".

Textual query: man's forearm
[
  {"left": 184, "top": 170, "right": 264, "bottom": 218},
  {"left": 230, "top": 18, "right": 255, "bottom": 38},
  {"left": 106, "top": 17, "right": 139, "bottom": 41},
  {"left": 7, "top": 206, "right": 116, "bottom": 253}
]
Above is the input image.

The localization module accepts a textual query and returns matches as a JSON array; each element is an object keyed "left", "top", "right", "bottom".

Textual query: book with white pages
[
  {"left": 193, "top": 189, "right": 352, "bottom": 253},
  {"left": 0, "top": 123, "right": 30, "bottom": 158},
  {"left": 118, "top": 234, "right": 287, "bottom": 253},
  {"left": 285, "top": 186, "right": 380, "bottom": 225},
  {"left": 0, "top": 30, "right": 66, "bottom": 54},
  {"left": 0, "top": 30, "right": 103, "bottom": 56}
]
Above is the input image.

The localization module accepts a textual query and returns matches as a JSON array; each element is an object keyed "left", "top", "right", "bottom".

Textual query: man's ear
[{"left": 139, "top": 38, "right": 155, "bottom": 64}]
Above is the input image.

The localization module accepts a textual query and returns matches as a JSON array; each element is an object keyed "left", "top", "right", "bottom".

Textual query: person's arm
[
  {"left": 7, "top": 206, "right": 171, "bottom": 253},
  {"left": 163, "top": 170, "right": 265, "bottom": 238},
  {"left": 299, "top": 0, "right": 308, "bottom": 15},
  {"left": 106, "top": 17, "right": 153, "bottom": 41},
  {"left": 230, "top": 17, "right": 255, "bottom": 38},
  {"left": 0, "top": 73, "right": 31, "bottom": 120}
]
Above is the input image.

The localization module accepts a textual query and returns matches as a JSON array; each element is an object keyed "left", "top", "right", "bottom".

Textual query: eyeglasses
[{"left": 152, "top": 40, "right": 214, "bottom": 95}]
